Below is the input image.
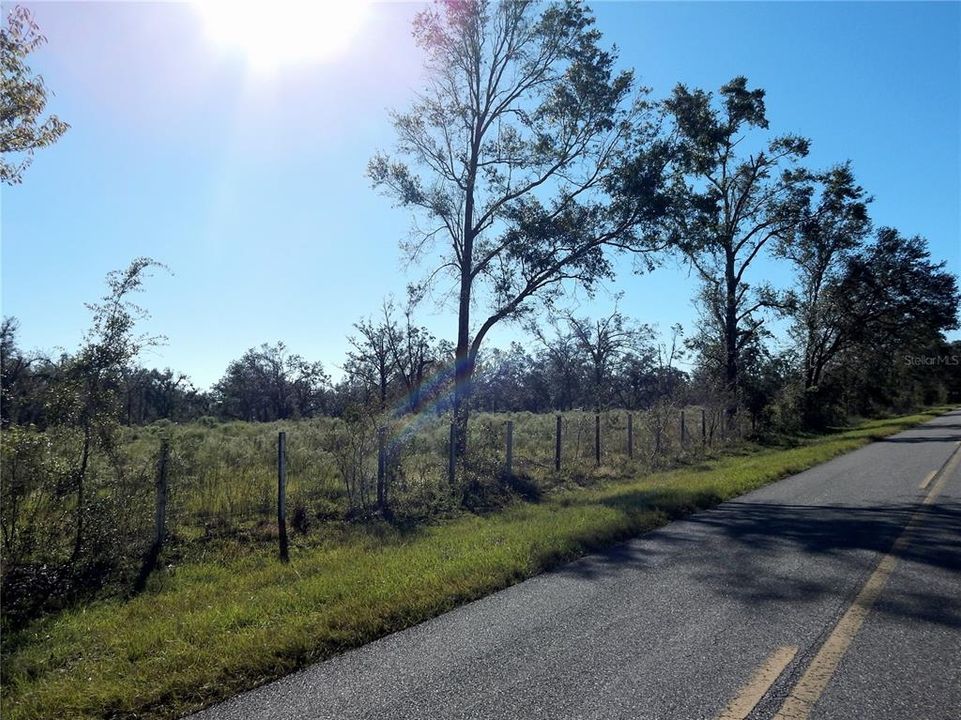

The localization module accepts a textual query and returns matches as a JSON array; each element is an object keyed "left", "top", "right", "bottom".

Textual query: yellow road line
[
  {"left": 716, "top": 645, "right": 798, "bottom": 720},
  {"left": 772, "top": 443, "right": 961, "bottom": 720},
  {"left": 919, "top": 470, "right": 936, "bottom": 490}
]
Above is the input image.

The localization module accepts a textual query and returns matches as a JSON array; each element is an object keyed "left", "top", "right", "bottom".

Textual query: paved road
[{"left": 192, "top": 410, "right": 961, "bottom": 720}]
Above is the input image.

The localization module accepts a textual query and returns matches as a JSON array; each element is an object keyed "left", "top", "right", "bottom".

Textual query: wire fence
[{"left": 0, "top": 405, "right": 751, "bottom": 587}]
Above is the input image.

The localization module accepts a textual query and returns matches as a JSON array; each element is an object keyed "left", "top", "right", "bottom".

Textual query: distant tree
[
  {"left": 1, "top": 317, "right": 35, "bottom": 426},
  {"left": 345, "top": 307, "right": 397, "bottom": 412},
  {"left": 840, "top": 229, "right": 959, "bottom": 355},
  {"left": 1, "top": 5, "right": 68, "bottom": 184},
  {"left": 120, "top": 367, "right": 208, "bottom": 424},
  {"left": 383, "top": 296, "right": 439, "bottom": 413},
  {"left": 565, "top": 306, "right": 647, "bottom": 409},
  {"left": 214, "top": 343, "right": 329, "bottom": 421},
  {"left": 612, "top": 336, "right": 659, "bottom": 410},
  {"left": 529, "top": 320, "right": 588, "bottom": 411},
  {"left": 472, "top": 342, "right": 536, "bottom": 412},
  {"left": 370, "top": 0, "right": 669, "bottom": 480},
  {"left": 663, "top": 77, "right": 810, "bottom": 420},
  {"left": 646, "top": 323, "right": 686, "bottom": 453}
]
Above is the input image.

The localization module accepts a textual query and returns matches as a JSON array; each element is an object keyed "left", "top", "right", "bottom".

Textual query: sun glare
[{"left": 195, "top": 0, "right": 370, "bottom": 70}]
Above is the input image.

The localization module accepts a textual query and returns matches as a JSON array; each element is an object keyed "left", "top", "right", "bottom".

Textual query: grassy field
[{"left": 0, "top": 409, "right": 947, "bottom": 720}]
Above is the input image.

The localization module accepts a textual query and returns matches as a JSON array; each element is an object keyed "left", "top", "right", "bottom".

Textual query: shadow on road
[
  {"left": 555, "top": 497, "right": 961, "bottom": 629},
  {"left": 688, "top": 500, "right": 961, "bottom": 627}
]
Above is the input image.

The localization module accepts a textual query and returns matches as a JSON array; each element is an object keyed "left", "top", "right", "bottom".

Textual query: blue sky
[{"left": 2, "top": 1, "right": 959, "bottom": 388}]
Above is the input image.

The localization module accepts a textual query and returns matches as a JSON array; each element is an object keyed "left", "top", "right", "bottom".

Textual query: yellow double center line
[{"left": 717, "top": 439, "right": 961, "bottom": 720}]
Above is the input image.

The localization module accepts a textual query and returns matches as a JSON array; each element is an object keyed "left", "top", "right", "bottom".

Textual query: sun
[{"left": 195, "top": 0, "right": 370, "bottom": 71}]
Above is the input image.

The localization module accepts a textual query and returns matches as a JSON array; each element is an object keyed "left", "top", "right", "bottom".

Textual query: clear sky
[{"left": 2, "top": 1, "right": 959, "bottom": 389}]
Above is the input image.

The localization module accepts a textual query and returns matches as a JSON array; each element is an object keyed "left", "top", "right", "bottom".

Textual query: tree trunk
[
  {"left": 451, "top": 328, "right": 474, "bottom": 485},
  {"left": 452, "top": 122, "right": 479, "bottom": 485},
  {"left": 724, "top": 250, "right": 739, "bottom": 425}
]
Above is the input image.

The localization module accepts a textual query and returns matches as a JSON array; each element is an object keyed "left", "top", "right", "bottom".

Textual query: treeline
[{"left": 4, "top": 253, "right": 959, "bottom": 434}]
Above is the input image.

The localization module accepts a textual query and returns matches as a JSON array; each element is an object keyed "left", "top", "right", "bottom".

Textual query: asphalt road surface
[{"left": 191, "top": 410, "right": 961, "bottom": 720}]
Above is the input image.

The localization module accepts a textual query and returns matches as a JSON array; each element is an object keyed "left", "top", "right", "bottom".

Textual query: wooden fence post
[
  {"left": 277, "top": 431, "right": 289, "bottom": 563},
  {"left": 377, "top": 427, "right": 387, "bottom": 512},
  {"left": 627, "top": 413, "right": 634, "bottom": 459},
  {"left": 154, "top": 439, "right": 170, "bottom": 551},
  {"left": 554, "top": 414, "right": 562, "bottom": 472},
  {"left": 505, "top": 420, "right": 514, "bottom": 476},
  {"left": 594, "top": 413, "right": 601, "bottom": 467}
]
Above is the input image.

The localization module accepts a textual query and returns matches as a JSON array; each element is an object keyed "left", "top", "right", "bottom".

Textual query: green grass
[{"left": 0, "top": 408, "right": 947, "bottom": 720}]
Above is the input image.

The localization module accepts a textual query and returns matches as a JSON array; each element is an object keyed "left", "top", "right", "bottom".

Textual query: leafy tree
[
  {"left": 840, "top": 228, "right": 959, "bottom": 349},
  {"left": 0, "top": 317, "right": 45, "bottom": 426},
  {"left": 1, "top": 5, "right": 68, "bottom": 184},
  {"left": 565, "top": 306, "right": 647, "bottom": 409},
  {"left": 370, "top": 0, "right": 669, "bottom": 480},
  {"left": 472, "top": 342, "right": 537, "bottom": 412},
  {"left": 663, "top": 77, "right": 809, "bottom": 419},
  {"left": 528, "top": 319, "right": 589, "bottom": 411},
  {"left": 774, "top": 163, "right": 871, "bottom": 423},
  {"left": 214, "top": 343, "right": 329, "bottom": 421},
  {"left": 782, "top": 228, "right": 958, "bottom": 423},
  {"left": 612, "top": 335, "right": 660, "bottom": 410},
  {"left": 120, "top": 367, "right": 208, "bottom": 424},
  {"left": 45, "top": 259, "right": 166, "bottom": 560}
]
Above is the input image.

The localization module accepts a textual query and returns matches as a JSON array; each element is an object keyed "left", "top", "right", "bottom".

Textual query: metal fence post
[
  {"left": 277, "top": 431, "right": 289, "bottom": 563},
  {"left": 505, "top": 420, "right": 514, "bottom": 476},
  {"left": 627, "top": 413, "right": 634, "bottom": 459}
]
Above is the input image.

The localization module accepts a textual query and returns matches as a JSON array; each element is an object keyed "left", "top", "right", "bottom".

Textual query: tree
[
  {"left": 345, "top": 307, "right": 397, "bottom": 412},
  {"left": 120, "top": 367, "right": 208, "bottom": 424},
  {"left": 841, "top": 228, "right": 958, "bottom": 352},
  {"left": 370, "top": 0, "right": 669, "bottom": 479},
  {"left": 1, "top": 317, "right": 39, "bottom": 426},
  {"left": 472, "top": 342, "right": 536, "bottom": 412},
  {"left": 214, "top": 343, "right": 329, "bottom": 421},
  {"left": 565, "top": 306, "right": 646, "bottom": 409},
  {"left": 790, "top": 228, "right": 958, "bottom": 422},
  {"left": 383, "top": 296, "right": 439, "bottom": 413},
  {"left": 528, "top": 319, "right": 588, "bottom": 411},
  {"left": 47, "top": 259, "right": 166, "bottom": 560},
  {"left": 774, "top": 163, "right": 871, "bottom": 423},
  {"left": 663, "top": 77, "right": 809, "bottom": 420},
  {"left": 1, "top": 5, "right": 68, "bottom": 184}
]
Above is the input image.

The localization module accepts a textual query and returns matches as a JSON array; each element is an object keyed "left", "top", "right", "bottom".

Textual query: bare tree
[{"left": 384, "top": 296, "right": 437, "bottom": 414}]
